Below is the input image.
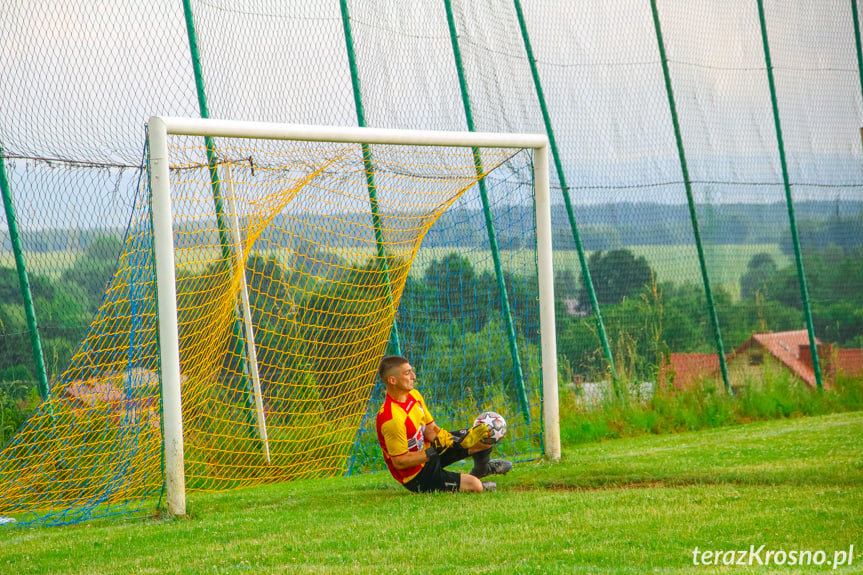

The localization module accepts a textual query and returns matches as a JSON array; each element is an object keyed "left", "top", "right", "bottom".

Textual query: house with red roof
[
  {"left": 63, "top": 368, "right": 163, "bottom": 429},
  {"left": 837, "top": 348, "right": 863, "bottom": 377},
  {"left": 660, "top": 330, "right": 863, "bottom": 390},
  {"left": 659, "top": 353, "right": 719, "bottom": 389}
]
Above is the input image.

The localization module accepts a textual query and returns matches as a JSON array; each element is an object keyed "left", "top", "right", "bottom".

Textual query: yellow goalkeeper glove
[
  {"left": 428, "top": 425, "right": 490, "bottom": 457},
  {"left": 430, "top": 428, "right": 454, "bottom": 455},
  {"left": 455, "top": 424, "right": 490, "bottom": 450}
]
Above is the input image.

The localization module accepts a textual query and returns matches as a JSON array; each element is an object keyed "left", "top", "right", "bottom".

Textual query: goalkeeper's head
[{"left": 378, "top": 355, "right": 415, "bottom": 394}]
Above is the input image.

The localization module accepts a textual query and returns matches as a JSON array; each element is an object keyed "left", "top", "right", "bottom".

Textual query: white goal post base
[{"left": 147, "top": 116, "right": 559, "bottom": 517}]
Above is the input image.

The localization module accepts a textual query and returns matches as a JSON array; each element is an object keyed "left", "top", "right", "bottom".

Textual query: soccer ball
[{"left": 473, "top": 411, "right": 507, "bottom": 445}]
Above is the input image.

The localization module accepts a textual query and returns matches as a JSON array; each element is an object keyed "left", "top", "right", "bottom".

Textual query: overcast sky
[{"left": 2, "top": 0, "right": 863, "bottom": 233}]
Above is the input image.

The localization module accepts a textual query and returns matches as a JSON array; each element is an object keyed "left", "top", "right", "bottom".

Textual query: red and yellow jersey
[{"left": 376, "top": 389, "right": 434, "bottom": 484}]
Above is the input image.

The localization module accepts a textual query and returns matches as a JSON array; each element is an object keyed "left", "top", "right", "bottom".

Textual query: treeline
[
  {"left": 0, "top": 240, "right": 540, "bottom": 428},
  {"left": 9, "top": 201, "right": 861, "bottom": 255},
  {"left": 0, "top": 228, "right": 123, "bottom": 254},
  {"left": 260, "top": 202, "right": 863, "bottom": 252},
  {"left": 0, "top": 236, "right": 124, "bottom": 442},
  {"left": 1, "top": 217, "right": 860, "bottom": 423},
  {"left": 552, "top": 205, "right": 863, "bottom": 251},
  {"left": 556, "top": 245, "right": 863, "bottom": 381},
  {"left": 0, "top": 236, "right": 124, "bottom": 384}
]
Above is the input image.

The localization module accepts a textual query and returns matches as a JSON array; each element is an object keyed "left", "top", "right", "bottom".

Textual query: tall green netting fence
[
  {"left": 513, "top": 0, "right": 731, "bottom": 388},
  {"left": 756, "top": 1, "right": 863, "bottom": 375},
  {"left": 1, "top": 0, "right": 862, "bottom": 526}
]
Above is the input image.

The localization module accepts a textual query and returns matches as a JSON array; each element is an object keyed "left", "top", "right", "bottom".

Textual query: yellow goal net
[{"left": 0, "top": 118, "right": 554, "bottom": 526}]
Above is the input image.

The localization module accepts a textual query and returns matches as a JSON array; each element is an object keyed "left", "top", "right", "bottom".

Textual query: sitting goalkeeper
[{"left": 375, "top": 355, "right": 512, "bottom": 493}]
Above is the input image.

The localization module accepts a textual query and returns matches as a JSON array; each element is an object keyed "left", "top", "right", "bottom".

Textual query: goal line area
[{"left": 0, "top": 117, "right": 557, "bottom": 525}]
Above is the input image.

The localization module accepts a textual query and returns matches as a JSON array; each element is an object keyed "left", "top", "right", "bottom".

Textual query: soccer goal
[
  {"left": 148, "top": 117, "right": 558, "bottom": 515},
  {"left": 0, "top": 117, "right": 558, "bottom": 525}
]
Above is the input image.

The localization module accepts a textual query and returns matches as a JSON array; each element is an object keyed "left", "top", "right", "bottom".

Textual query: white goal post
[{"left": 147, "top": 116, "right": 559, "bottom": 516}]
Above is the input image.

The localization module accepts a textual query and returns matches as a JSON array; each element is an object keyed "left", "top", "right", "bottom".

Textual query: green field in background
[
  {"left": 1, "top": 244, "right": 790, "bottom": 300},
  {"left": 0, "top": 250, "right": 79, "bottom": 281},
  {"left": 413, "top": 244, "right": 790, "bottom": 299},
  {"left": 560, "top": 244, "right": 790, "bottom": 299}
]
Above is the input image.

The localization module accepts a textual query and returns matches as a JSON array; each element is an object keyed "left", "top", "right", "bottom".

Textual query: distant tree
[
  {"left": 0, "top": 301, "right": 33, "bottom": 376},
  {"left": 740, "top": 253, "right": 778, "bottom": 300},
  {"left": 61, "top": 235, "right": 124, "bottom": 308},
  {"left": 812, "top": 301, "right": 863, "bottom": 346},
  {"left": 421, "top": 319, "right": 536, "bottom": 407},
  {"left": 754, "top": 246, "right": 863, "bottom": 346},
  {"left": 475, "top": 268, "right": 538, "bottom": 338},
  {"left": 0, "top": 267, "right": 55, "bottom": 305},
  {"left": 552, "top": 228, "right": 575, "bottom": 250},
  {"left": 578, "top": 249, "right": 654, "bottom": 307},
  {"left": 555, "top": 316, "right": 605, "bottom": 378},
  {"left": 778, "top": 213, "right": 863, "bottom": 255},
  {"left": 553, "top": 225, "right": 622, "bottom": 251},
  {"left": 423, "top": 253, "right": 483, "bottom": 327},
  {"left": 496, "top": 233, "right": 524, "bottom": 250},
  {"left": 554, "top": 268, "right": 578, "bottom": 301},
  {"left": 0, "top": 266, "right": 92, "bottom": 381},
  {"left": 289, "top": 238, "right": 346, "bottom": 278},
  {"left": 831, "top": 246, "right": 863, "bottom": 308},
  {"left": 660, "top": 282, "right": 711, "bottom": 352},
  {"left": 84, "top": 235, "right": 124, "bottom": 260}
]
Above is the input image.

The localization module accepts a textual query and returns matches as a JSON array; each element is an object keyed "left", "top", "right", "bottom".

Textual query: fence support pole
[
  {"left": 181, "top": 0, "right": 272, "bottom": 460},
  {"left": 650, "top": 0, "right": 731, "bottom": 393},
  {"left": 756, "top": 0, "right": 822, "bottom": 391},
  {"left": 851, "top": 0, "right": 863, "bottom": 146},
  {"left": 0, "top": 149, "right": 50, "bottom": 401},
  {"left": 339, "top": 0, "right": 401, "bottom": 357},
  {"left": 512, "top": 0, "right": 619, "bottom": 391},
  {"left": 444, "top": 0, "right": 531, "bottom": 422}
]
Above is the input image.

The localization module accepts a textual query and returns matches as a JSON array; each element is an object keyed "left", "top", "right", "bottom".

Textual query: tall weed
[{"left": 560, "top": 371, "right": 863, "bottom": 446}]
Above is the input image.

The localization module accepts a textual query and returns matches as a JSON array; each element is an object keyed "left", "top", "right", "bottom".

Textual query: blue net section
[{"left": 349, "top": 160, "right": 543, "bottom": 474}]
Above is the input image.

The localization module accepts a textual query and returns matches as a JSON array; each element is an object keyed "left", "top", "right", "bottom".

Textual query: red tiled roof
[
  {"left": 662, "top": 331, "right": 862, "bottom": 389},
  {"left": 660, "top": 353, "right": 720, "bottom": 389},
  {"left": 837, "top": 349, "right": 863, "bottom": 376},
  {"left": 749, "top": 330, "right": 818, "bottom": 387},
  {"left": 64, "top": 381, "right": 123, "bottom": 407}
]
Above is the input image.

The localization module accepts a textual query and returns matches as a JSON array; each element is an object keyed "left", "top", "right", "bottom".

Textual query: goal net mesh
[{"left": 0, "top": 132, "right": 543, "bottom": 525}]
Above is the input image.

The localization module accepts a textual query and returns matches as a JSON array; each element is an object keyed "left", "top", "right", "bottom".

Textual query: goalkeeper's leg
[
  {"left": 403, "top": 453, "right": 496, "bottom": 493},
  {"left": 437, "top": 431, "right": 513, "bottom": 479},
  {"left": 457, "top": 473, "right": 497, "bottom": 493},
  {"left": 459, "top": 442, "right": 506, "bottom": 491},
  {"left": 469, "top": 444, "right": 513, "bottom": 479}
]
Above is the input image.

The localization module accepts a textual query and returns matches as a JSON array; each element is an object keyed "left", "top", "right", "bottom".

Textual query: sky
[{"left": 2, "top": 0, "right": 863, "bottom": 234}]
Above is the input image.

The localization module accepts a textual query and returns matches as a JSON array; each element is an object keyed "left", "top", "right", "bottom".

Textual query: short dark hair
[{"left": 378, "top": 355, "right": 409, "bottom": 382}]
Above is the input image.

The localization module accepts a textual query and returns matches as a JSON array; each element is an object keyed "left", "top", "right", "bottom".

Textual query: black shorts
[{"left": 402, "top": 442, "right": 471, "bottom": 493}]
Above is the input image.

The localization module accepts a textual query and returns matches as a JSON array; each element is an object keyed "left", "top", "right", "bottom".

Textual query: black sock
[{"left": 470, "top": 448, "right": 491, "bottom": 475}]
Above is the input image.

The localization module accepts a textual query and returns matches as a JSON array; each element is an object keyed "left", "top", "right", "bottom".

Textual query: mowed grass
[{"left": 2, "top": 411, "right": 860, "bottom": 574}]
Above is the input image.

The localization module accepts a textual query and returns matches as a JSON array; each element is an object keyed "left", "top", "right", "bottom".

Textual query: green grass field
[
  {"left": 0, "top": 250, "right": 79, "bottom": 281},
  {"left": 2, "top": 410, "right": 860, "bottom": 574},
  {"left": 414, "top": 244, "right": 789, "bottom": 300},
  {"left": 2, "top": 244, "right": 789, "bottom": 301},
  {"left": 554, "top": 244, "right": 790, "bottom": 299},
  {"left": 409, "top": 244, "right": 789, "bottom": 284},
  {"left": 267, "top": 243, "right": 787, "bottom": 300}
]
